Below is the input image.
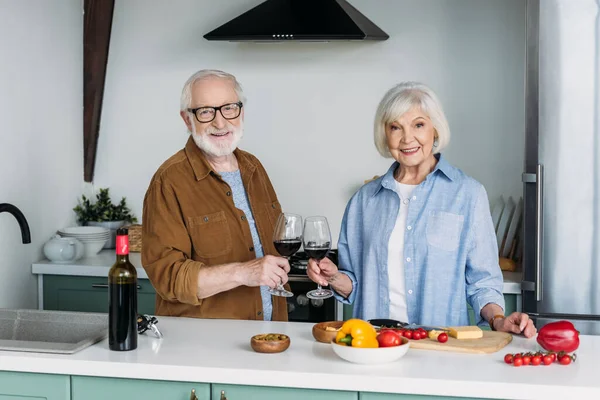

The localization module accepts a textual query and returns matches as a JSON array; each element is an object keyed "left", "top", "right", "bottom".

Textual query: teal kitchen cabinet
[
  {"left": 71, "top": 376, "right": 209, "bottom": 400},
  {"left": 213, "top": 384, "right": 357, "bottom": 400},
  {"left": 0, "top": 371, "right": 70, "bottom": 400},
  {"left": 43, "top": 275, "right": 156, "bottom": 315},
  {"left": 360, "top": 393, "right": 486, "bottom": 400}
]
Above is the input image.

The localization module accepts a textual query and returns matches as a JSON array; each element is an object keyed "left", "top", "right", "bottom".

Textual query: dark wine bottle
[{"left": 108, "top": 227, "right": 138, "bottom": 351}]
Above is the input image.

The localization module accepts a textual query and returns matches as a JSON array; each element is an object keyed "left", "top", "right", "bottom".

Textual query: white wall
[
  {"left": 95, "top": 0, "right": 526, "bottom": 244},
  {"left": 0, "top": 0, "right": 83, "bottom": 308}
]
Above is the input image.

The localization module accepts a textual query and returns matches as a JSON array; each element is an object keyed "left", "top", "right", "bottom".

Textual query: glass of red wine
[
  {"left": 303, "top": 216, "right": 333, "bottom": 300},
  {"left": 271, "top": 213, "right": 303, "bottom": 297}
]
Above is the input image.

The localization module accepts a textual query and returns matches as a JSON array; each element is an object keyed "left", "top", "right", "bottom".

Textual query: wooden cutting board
[{"left": 408, "top": 330, "right": 513, "bottom": 354}]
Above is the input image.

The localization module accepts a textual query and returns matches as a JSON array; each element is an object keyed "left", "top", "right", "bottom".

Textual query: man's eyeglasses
[{"left": 187, "top": 101, "right": 243, "bottom": 123}]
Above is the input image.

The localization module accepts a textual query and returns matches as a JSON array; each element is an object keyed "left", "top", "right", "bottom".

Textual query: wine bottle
[{"left": 108, "top": 227, "right": 138, "bottom": 351}]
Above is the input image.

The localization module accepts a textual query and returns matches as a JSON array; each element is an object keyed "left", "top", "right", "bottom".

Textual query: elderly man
[{"left": 142, "top": 69, "right": 290, "bottom": 321}]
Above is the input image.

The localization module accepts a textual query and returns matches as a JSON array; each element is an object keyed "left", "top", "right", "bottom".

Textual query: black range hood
[{"left": 204, "top": 0, "right": 389, "bottom": 42}]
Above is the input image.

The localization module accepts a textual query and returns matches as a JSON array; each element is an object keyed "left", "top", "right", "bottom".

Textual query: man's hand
[
  {"left": 494, "top": 312, "right": 537, "bottom": 338},
  {"left": 238, "top": 255, "right": 290, "bottom": 288}
]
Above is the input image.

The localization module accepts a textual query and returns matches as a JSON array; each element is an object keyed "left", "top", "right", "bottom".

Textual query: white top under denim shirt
[
  {"left": 387, "top": 181, "right": 417, "bottom": 323},
  {"left": 334, "top": 154, "right": 504, "bottom": 327}
]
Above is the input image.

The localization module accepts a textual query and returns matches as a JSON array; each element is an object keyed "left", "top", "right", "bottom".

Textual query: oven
[{"left": 285, "top": 250, "right": 342, "bottom": 323}]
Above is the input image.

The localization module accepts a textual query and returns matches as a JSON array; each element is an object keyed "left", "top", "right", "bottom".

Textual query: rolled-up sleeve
[
  {"left": 465, "top": 185, "right": 505, "bottom": 326},
  {"left": 142, "top": 179, "right": 204, "bottom": 306},
  {"left": 334, "top": 201, "right": 358, "bottom": 305}
]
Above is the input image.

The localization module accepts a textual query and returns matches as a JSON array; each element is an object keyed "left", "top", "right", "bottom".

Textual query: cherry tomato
[
  {"left": 559, "top": 355, "right": 572, "bottom": 365},
  {"left": 403, "top": 330, "right": 413, "bottom": 339},
  {"left": 513, "top": 357, "right": 523, "bottom": 367},
  {"left": 531, "top": 355, "right": 542, "bottom": 366},
  {"left": 437, "top": 332, "right": 448, "bottom": 343},
  {"left": 522, "top": 355, "right": 531, "bottom": 366},
  {"left": 504, "top": 354, "right": 513, "bottom": 364},
  {"left": 542, "top": 355, "right": 553, "bottom": 365},
  {"left": 417, "top": 328, "right": 427, "bottom": 337},
  {"left": 548, "top": 352, "right": 556, "bottom": 362},
  {"left": 377, "top": 330, "right": 402, "bottom": 347}
]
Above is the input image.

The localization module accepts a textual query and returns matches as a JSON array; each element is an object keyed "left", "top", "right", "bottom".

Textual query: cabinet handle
[
  {"left": 190, "top": 388, "right": 198, "bottom": 400},
  {"left": 220, "top": 390, "right": 227, "bottom": 400},
  {"left": 91, "top": 284, "right": 142, "bottom": 289}
]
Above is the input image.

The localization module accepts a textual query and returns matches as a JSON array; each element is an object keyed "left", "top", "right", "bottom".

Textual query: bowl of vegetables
[{"left": 330, "top": 319, "right": 410, "bottom": 364}]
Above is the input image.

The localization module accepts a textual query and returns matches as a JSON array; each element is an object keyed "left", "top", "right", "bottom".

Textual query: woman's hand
[
  {"left": 493, "top": 312, "right": 537, "bottom": 338},
  {"left": 307, "top": 257, "right": 338, "bottom": 286}
]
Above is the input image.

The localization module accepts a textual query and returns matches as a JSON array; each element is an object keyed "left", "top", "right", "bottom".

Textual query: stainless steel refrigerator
[{"left": 522, "top": 0, "right": 600, "bottom": 335}]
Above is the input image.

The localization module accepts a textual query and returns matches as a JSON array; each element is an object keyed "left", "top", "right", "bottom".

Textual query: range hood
[{"left": 204, "top": 0, "right": 389, "bottom": 42}]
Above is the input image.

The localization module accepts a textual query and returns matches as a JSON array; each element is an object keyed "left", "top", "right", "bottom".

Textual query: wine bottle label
[{"left": 116, "top": 235, "right": 129, "bottom": 255}]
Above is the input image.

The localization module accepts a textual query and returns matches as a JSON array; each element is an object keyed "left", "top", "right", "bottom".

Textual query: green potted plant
[{"left": 73, "top": 188, "right": 138, "bottom": 249}]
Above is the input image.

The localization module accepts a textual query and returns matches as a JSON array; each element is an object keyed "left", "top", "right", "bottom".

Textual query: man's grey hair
[
  {"left": 373, "top": 81, "right": 450, "bottom": 158},
  {"left": 180, "top": 69, "right": 247, "bottom": 111}
]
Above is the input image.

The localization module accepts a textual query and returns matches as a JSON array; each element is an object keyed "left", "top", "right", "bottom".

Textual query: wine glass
[
  {"left": 271, "top": 213, "right": 303, "bottom": 297},
  {"left": 303, "top": 216, "right": 333, "bottom": 300}
]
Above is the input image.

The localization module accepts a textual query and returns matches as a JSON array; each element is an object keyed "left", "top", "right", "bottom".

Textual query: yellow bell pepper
[{"left": 335, "top": 319, "right": 379, "bottom": 348}]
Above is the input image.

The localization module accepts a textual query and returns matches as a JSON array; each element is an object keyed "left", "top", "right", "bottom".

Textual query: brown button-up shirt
[{"left": 142, "top": 137, "right": 288, "bottom": 321}]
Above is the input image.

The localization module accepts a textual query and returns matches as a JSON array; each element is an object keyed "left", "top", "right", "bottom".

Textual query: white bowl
[
  {"left": 59, "top": 227, "right": 110, "bottom": 235},
  {"left": 60, "top": 234, "right": 110, "bottom": 241},
  {"left": 81, "top": 239, "right": 108, "bottom": 258},
  {"left": 330, "top": 337, "right": 410, "bottom": 364}
]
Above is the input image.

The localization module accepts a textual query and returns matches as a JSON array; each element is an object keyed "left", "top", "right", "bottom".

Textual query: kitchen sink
[{"left": 0, "top": 309, "right": 107, "bottom": 354}]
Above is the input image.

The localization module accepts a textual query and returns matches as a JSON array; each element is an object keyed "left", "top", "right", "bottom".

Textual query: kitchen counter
[
  {"left": 31, "top": 250, "right": 523, "bottom": 294},
  {"left": 0, "top": 317, "right": 598, "bottom": 399}
]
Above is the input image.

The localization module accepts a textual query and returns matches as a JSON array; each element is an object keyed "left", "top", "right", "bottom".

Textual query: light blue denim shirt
[{"left": 335, "top": 154, "right": 505, "bottom": 327}]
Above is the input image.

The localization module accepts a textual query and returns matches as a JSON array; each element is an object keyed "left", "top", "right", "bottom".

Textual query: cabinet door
[
  {"left": 71, "top": 376, "right": 209, "bottom": 400},
  {"left": 43, "top": 275, "right": 155, "bottom": 315},
  {"left": 0, "top": 372, "right": 69, "bottom": 399},
  {"left": 360, "top": 393, "right": 486, "bottom": 400},
  {"left": 213, "top": 384, "right": 357, "bottom": 400}
]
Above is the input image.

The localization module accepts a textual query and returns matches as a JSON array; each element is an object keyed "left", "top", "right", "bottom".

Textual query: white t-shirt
[{"left": 387, "top": 181, "right": 417, "bottom": 322}]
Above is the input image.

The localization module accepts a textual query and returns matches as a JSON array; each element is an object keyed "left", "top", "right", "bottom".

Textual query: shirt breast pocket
[
  {"left": 188, "top": 211, "right": 232, "bottom": 258},
  {"left": 426, "top": 211, "right": 464, "bottom": 252}
]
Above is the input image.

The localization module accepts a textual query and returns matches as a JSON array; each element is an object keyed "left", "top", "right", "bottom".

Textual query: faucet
[{"left": 0, "top": 203, "right": 31, "bottom": 244}]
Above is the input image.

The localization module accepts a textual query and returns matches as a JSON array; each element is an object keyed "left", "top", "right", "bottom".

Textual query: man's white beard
[{"left": 191, "top": 120, "right": 244, "bottom": 157}]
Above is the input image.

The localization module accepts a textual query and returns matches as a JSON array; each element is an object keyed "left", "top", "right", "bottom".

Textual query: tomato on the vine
[
  {"left": 437, "top": 332, "right": 448, "bottom": 343},
  {"left": 513, "top": 357, "right": 523, "bottom": 367},
  {"left": 504, "top": 354, "right": 513, "bottom": 364}
]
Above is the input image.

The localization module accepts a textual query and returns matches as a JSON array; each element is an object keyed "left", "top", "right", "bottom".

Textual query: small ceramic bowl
[
  {"left": 250, "top": 333, "right": 290, "bottom": 353},
  {"left": 312, "top": 321, "right": 344, "bottom": 344},
  {"left": 330, "top": 337, "right": 410, "bottom": 364}
]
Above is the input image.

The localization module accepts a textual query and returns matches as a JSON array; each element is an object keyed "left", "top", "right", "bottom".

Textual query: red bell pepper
[{"left": 537, "top": 320, "right": 580, "bottom": 353}]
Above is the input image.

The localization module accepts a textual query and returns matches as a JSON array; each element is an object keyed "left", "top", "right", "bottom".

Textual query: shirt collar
[
  {"left": 184, "top": 136, "right": 256, "bottom": 181},
  {"left": 372, "top": 153, "right": 458, "bottom": 197}
]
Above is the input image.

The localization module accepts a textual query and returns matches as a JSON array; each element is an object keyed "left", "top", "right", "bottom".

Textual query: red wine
[
  {"left": 109, "top": 282, "right": 138, "bottom": 351},
  {"left": 274, "top": 239, "right": 302, "bottom": 257},
  {"left": 108, "top": 228, "right": 138, "bottom": 351},
  {"left": 304, "top": 247, "right": 329, "bottom": 260}
]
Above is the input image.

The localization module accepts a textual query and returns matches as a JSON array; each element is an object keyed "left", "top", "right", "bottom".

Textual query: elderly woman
[{"left": 308, "top": 82, "right": 536, "bottom": 337}]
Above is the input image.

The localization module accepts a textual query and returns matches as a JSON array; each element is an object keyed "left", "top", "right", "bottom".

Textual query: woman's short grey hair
[
  {"left": 180, "top": 69, "right": 247, "bottom": 111},
  {"left": 373, "top": 81, "right": 450, "bottom": 158}
]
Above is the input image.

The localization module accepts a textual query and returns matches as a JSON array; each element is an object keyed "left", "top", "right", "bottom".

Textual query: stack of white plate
[{"left": 58, "top": 227, "right": 110, "bottom": 258}]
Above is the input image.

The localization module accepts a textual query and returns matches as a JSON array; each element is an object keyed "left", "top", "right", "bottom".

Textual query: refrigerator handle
[
  {"left": 522, "top": 164, "right": 543, "bottom": 301},
  {"left": 535, "top": 164, "right": 543, "bottom": 302}
]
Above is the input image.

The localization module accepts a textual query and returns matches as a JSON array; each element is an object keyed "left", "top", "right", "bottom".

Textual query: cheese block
[{"left": 447, "top": 326, "right": 483, "bottom": 340}]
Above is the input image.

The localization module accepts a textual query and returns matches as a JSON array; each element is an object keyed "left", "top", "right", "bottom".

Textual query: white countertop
[
  {"left": 31, "top": 250, "right": 522, "bottom": 294},
  {"left": 0, "top": 317, "right": 597, "bottom": 399}
]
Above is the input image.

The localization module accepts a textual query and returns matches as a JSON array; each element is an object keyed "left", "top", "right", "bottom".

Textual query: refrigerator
[{"left": 522, "top": 0, "right": 600, "bottom": 335}]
